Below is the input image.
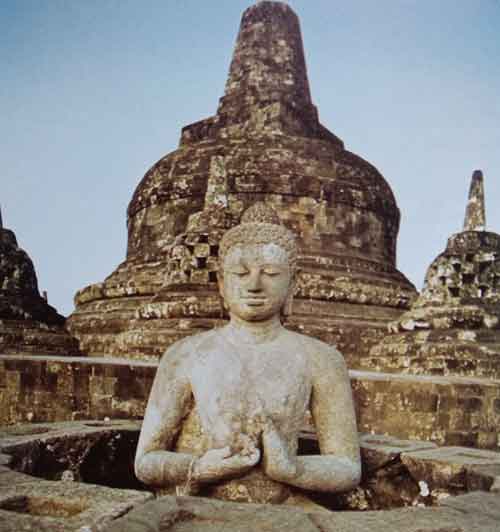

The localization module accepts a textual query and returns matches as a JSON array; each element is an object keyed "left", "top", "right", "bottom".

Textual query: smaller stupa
[
  {"left": 363, "top": 171, "right": 500, "bottom": 378},
  {"left": 0, "top": 207, "right": 79, "bottom": 355}
]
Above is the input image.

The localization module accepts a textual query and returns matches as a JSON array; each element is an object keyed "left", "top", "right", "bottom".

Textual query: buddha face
[{"left": 220, "top": 243, "right": 292, "bottom": 322}]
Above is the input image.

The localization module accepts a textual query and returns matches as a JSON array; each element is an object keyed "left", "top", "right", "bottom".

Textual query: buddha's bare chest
[{"left": 189, "top": 345, "right": 311, "bottom": 434}]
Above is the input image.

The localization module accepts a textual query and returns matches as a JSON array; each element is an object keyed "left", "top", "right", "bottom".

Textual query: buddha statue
[{"left": 134, "top": 204, "right": 361, "bottom": 505}]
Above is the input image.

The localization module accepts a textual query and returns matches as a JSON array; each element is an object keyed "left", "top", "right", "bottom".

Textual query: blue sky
[{"left": 1, "top": 0, "right": 499, "bottom": 315}]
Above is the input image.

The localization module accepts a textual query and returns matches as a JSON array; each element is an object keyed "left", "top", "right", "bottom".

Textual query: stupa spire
[
  {"left": 180, "top": 0, "right": 341, "bottom": 145},
  {"left": 463, "top": 170, "right": 486, "bottom": 231},
  {"left": 218, "top": 1, "right": 313, "bottom": 117}
]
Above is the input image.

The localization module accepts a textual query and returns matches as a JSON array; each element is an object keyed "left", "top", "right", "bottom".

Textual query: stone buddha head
[{"left": 218, "top": 203, "right": 298, "bottom": 321}]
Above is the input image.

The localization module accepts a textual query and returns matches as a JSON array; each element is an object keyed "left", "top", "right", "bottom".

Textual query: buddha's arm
[
  {"left": 134, "top": 344, "right": 194, "bottom": 487},
  {"left": 264, "top": 348, "right": 361, "bottom": 492}
]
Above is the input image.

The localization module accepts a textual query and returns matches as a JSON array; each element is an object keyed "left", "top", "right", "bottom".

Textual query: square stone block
[
  {"left": 206, "top": 257, "right": 219, "bottom": 272},
  {"left": 191, "top": 270, "right": 209, "bottom": 284},
  {"left": 171, "top": 246, "right": 191, "bottom": 259},
  {"left": 194, "top": 243, "right": 210, "bottom": 258}
]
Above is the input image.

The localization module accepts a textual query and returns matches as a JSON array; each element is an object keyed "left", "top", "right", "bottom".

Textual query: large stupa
[{"left": 68, "top": 1, "right": 416, "bottom": 364}]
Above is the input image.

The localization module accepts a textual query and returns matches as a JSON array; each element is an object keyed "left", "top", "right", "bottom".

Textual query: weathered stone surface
[
  {"left": 101, "top": 492, "right": 500, "bottom": 532},
  {"left": 465, "top": 463, "right": 500, "bottom": 492},
  {"left": 0, "top": 420, "right": 145, "bottom": 494},
  {"left": 0, "top": 355, "right": 156, "bottom": 425},
  {"left": 360, "top": 433, "right": 437, "bottom": 472},
  {"left": 463, "top": 170, "right": 486, "bottom": 231},
  {"left": 0, "top": 421, "right": 153, "bottom": 531},
  {"left": 2, "top": 355, "right": 500, "bottom": 449},
  {"left": 0, "top": 218, "right": 79, "bottom": 356},
  {"left": 352, "top": 370, "right": 500, "bottom": 449},
  {"left": 401, "top": 446, "right": 500, "bottom": 491},
  {"left": 68, "top": 1, "right": 416, "bottom": 365},
  {"left": 364, "top": 171, "right": 500, "bottom": 378},
  {"left": 1, "top": 420, "right": 500, "bottom": 529},
  {"left": 0, "top": 475, "right": 152, "bottom": 532},
  {"left": 0, "top": 420, "right": 419, "bottom": 512},
  {"left": 440, "top": 490, "right": 500, "bottom": 520}
]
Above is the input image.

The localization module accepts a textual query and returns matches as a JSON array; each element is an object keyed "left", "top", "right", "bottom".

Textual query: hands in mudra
[
  {"left": 192, "top": 444, "right": 260, "bottom": 484},
  {"left": 192, "top": 421, "right": 297, "bottom": 485}
]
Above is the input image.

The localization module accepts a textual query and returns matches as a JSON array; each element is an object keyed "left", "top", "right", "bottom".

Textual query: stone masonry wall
[{"left": 1, "top": 356, "right": 498, "bottom": 450}]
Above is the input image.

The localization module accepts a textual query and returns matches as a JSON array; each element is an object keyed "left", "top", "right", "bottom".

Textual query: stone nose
[{"left": 246, "top": 269, "right": 263, "bottom": 292}]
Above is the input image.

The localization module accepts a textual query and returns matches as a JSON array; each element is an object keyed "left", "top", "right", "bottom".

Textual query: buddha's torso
[{"left": 172, "top": 324, "right": 314, "bottom": 503}]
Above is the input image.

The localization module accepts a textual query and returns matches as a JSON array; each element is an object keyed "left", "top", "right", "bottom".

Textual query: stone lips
[{"left": 69, "top": 1, "right": 416, "bottom": 362}]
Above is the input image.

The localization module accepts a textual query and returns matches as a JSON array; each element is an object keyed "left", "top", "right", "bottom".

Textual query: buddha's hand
[
  {"left": 192, "top": 445, "right": 260, "bottom": 484},
  {"left": 262, "top": 421, "right": 297, "bottom": 483}
]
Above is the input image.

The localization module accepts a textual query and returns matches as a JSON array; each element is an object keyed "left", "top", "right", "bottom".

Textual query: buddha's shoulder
[
  {"left": 160, "top": 328, "right": 224, "bottom": 363},
  {"left": 283, "top": 328, "right": 346, "bottom": 371}
]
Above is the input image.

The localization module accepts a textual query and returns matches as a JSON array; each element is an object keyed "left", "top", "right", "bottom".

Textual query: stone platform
[
  {"left": 0, "top": 421, "right": 499, "bottom": 531},
  {"left": 104, "top": 492, "right": 500, "bottom": 532}
]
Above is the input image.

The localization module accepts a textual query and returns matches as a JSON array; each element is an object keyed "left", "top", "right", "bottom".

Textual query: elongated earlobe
[
  {"left": 281, "top": 294, "right": 294, "bottom": 317},
  {"left": 281, "top": 278, "right": 296, "bottom": 318},
  {"left": 217, "top": 274, "right": 229, "bottom": 312}
]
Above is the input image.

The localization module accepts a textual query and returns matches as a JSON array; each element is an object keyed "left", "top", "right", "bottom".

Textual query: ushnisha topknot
[
  {"left": 240, "top": 202, "right": 282, "bottom": 225},
  {"left": 219, "top": 203, "right": 298, "bottom": 272}
]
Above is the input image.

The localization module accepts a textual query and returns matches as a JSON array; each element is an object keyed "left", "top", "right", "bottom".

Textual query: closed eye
[
  {"left": 262, "top": 269, "right": 282, "bottom": 276},
  {"left": 229, "top": 268, "right": 249, "bottom": 276}
]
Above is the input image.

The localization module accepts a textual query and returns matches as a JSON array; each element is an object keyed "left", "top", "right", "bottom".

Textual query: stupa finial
[
  {"left": 219, "top": 1, "right": 312, "bottom": 115},
  {"left": 463, "top": 170, "right": 486, "bottom": 231}
]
